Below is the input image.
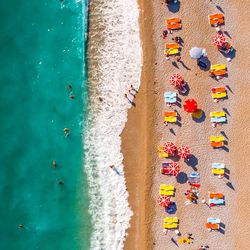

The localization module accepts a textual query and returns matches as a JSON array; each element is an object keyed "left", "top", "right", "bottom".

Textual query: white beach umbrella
[{"left": 189, "top": 47, "right": 206, "bottom": 59}]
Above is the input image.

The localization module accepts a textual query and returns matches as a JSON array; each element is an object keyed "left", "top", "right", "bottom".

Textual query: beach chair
[
  {"left": 206, "top": 222, "right": 220, "bottom": 230},
  {"left": 207, "top": 218, "right": 220, "bottom": 224},
  {"left": 209, "top": 193, "right": 224, "bottom": 199},
  {"left": 163, "top": 223, "right": 178, "bottom": 229},
  {"left": 210, "top": 64, "right": 226, "bottom": 71},
  {"left": 211, "top": 87, "right": 226, "bottom": 94},
  {"left": 158, "top": 146, "right": 169, "bottom": 158},
  {"left": 164, "top": 217, "right": 178, "bottom": 223},
  {"left": 210, "top": 141, "right": 224, "bottom": 148},
  {"left": 166, "top": 18, "right": 182, "bottom": 30},
  {"left": 210, "top": 111, "right": 226, "bottom": 117},
  {"left": 164, "top": 111, "right": 177, "bottom": 123},
  {"left": 164, "top": 92, "right": 177, "bottom": 104},
  {"left": 210, "top": 135, "right": 225, "bottom": 142},
  {"left": 209, "top": 198, "right": 224, "bottom": 206},
  {"left": 165, "top": 43, "right": 179, "bottom": 49},
  {"left": 211, "top": 117, "right": 227, "bottom": 123},
  {"left": 159, "top": 184, "right": 175, "bottom": 196},
  {"left": 208, "top": 13, "right": 224, "bottom": 26},
  {"left": 212, "top": 92, "right": 227, "bottom": 100},
  {"left": 212, "top": 163, "right": 225, "bottom": 175},
  {"left": 164, "top": 48, "right": 179, "bottom": 56}
]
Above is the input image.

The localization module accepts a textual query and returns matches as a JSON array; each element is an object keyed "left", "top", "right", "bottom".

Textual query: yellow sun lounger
[
  {"left": 159, "top": 184, "right": 175, "bottom": 196},
  {"left": 158, "top": 146, "right": 169, "bottom": 158},
  {"left": 165, "top": 48, "right": 179, "bottom": 56},
  {"left": 210, "top": 135, "right": 225, "bottom": 142},
  {"left": 164, "top": 116, "right": 177, "bottom": 123},
  {"left": 210, "top": 111, "right": 226, "bottom": 117},
  {"left": 210, "top": 64, "right": 226, "bottom": 71},
  {"left": 160, "top": 184, "right": 174, "bottom": 191},
  {"left": 212, "top": 92, "right": 227, "bottom": 99},
  {"left": 212, "top": 169, "right": 225, "bottom": 175},
  {"left": 163, "top": 223, "right": 178, "bottom": 229},
  {"left": 164, "top": 217, "right": 179, "bottom": 223}
]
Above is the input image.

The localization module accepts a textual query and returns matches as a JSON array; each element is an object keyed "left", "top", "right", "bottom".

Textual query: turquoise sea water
[{"left": 0, "top": 1, "right": 91, "bottom": 249}]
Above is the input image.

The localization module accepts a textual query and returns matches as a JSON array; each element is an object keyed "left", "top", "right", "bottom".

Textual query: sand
[{"left": 122, "top": 0, "right": 250, "bottom": 249}]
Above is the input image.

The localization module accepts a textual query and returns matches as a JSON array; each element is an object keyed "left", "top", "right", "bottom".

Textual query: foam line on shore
[{"left": 84, "top": 0, "right": 142, "bottom": 249}]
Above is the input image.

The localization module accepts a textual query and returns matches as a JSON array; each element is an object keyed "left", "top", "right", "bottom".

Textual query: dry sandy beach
[{"left": 122, "top": 0, "right": 250, "bottom": 249}]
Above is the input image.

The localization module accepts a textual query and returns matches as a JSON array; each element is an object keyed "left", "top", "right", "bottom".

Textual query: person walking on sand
[
  {"left": 176, "top": 56, "right": 181, "bottom": 62},
  {"left": 129, "top": 85, "right": 138, "bottom": 93}
]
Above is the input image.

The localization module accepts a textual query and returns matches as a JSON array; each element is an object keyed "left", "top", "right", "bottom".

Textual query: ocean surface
[{"left": 0, "top": 0, "right": 91, "bottom": 249}]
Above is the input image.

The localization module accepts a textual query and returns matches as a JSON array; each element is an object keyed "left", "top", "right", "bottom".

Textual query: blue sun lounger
[
  {"left": 211, "top": 116, "right": 227, "bottom": 123},
  {"left": 212, "top": 163, "right": 225, "bottom": 169},
  {"left": 209, "top": 198, "right": 224, "bottom": 205},
  {"left": 164, "top": 92, "right": 177, "bottom": 104},
  {"left": 207, "top": 218, "right": 221, "bottom": 224}
]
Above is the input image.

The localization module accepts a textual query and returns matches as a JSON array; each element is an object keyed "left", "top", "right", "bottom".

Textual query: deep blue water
[{"left": 0, "top": 0, "right": 91, "bottom": 249}]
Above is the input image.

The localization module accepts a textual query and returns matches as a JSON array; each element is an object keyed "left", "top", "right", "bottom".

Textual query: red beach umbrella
[
  {"left": 212, "top": 33, "right": 226, "bottom": 47},
  {"left": 167, "top": 162, "right": 180, "bottom": 176},
  {"left": 169, "top": 73, "right": 184, "bottom": 88},
  {"left": 157, "top": 195, "right": 171, "bottom": 207},
  {"left": 183, "top": 99, "right": 197, "bottom": 113},
  {"left": 163, "top": 142, "right": 177, "bottom": 155},
  {"left": 178, "top": 146, "right": 190, "bottom": 159}
]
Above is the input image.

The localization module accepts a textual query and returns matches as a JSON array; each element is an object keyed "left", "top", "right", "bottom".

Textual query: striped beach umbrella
[
  {"left": 167, "top": 162, "right": 180, "bottom": 176},
  {"left": 163, "top": 142, "right": 177, "bottom": 155},
  {"left": 183, "top": 99, "right": 197, "bottom": 113},
  {"left": 157, "top": 195, "right": 171, "bottom": 207},
  {"left": 169, "top": 73, "right": 184, "bottom": 88},
  {"left": 178, "top": 146, "right": 190, "bottom": 159},
  {"left": 212, "top": 33, "right": 226, "bottom": 47}
]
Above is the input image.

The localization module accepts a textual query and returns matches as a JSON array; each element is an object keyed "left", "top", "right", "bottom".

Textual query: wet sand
[{"left": 122, "top": 0, "right": 250, "bottom": 249}]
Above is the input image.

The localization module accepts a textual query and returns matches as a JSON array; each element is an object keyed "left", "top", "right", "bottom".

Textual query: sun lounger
[
  {"left": 206, "top": 223, "right": 220, "bottom": 230},
  {"left": 158, "top": 146, "right": 169, "bottom": 158},
  {"left": 210, "top": 111, "right": 226, "bottom": 117},
  {"left": 165, "top": 43, "right": 179, "bottom": 49},
  {"left": 166, "top": 18, "right": 182, "bottom": 30},
  {"left": 160, "top": 184, "right": 174, "bottom": 191},
  {"left": 167, "top": 18, "right": 181, "bottom": 24},
  {"left": 212, "top": 163, "right": 225, "bottom": 169},
  {"left": 164, "top": 116, "right": 177, "bottom": 123},
  {"left": 165, "top": 97, "right": 177, "bottom": 104},
  {"left": 209, "top": 193, "right": 224, "bottom": 199},
  {"left": 163, "top": 223, "right": 178, "bottom": 229},
  {"left": 210, "top": 135, "right": 224, "bottom": 142},
  {"left": 209, "top": 198, "right": 224, "bottom": 205},
  {"left": 164, "top": 217, "right": 179, "bottom": 223},
  {"left": 164, "top": 111, "right": 177, "bottom": 117},
  {"left": 207, "top": 218, "right": 221, "bottom": 224},
  {"left": 212, "top": 92, "right": 227, "bottom": 99},
  {"left": 209, "top": 13, "right": 224, "bottom": 26},
  {"left": 164, "top": 111, "right": 177, "bottom": 123},
  {"left": 212, "top": 168, "right": 225, "bottom": 175},
  {"left": 211, "top": 87, "right": 226, "bottom": 93},
  {"left": 210, "top": 64, "right": 226, "bottom": 71},
  {"left": 210, "top": 141, "right": 224, "bottom": 148},
  {"left": 211, "top": 117, "right": 227, "bottom": 123},
  {"left": 165, "top": 48, "right": 179, "bottom": 55},
  {"left": 159, "top": 184, "right": 175, "bottom": 196},
  {"left": 164, "top": 92, "right": 177, "bottom": 98},
  {"left": 211, "top": 69, "right": 227, "bottom": 76}
]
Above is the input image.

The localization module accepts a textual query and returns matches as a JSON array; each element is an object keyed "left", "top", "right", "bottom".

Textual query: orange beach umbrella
[
  {"left": 178, "top": 146, "right": 190, "bottom": 159},
  {"left": 157, "top": 195, "right": 171, "bottom": 207},
  {"left": 169, "top": 73, "right": 184, "bottom": 88},
  {"left": 183, "top": 99, "right": 197, "bottom": 113},
  {"left": 212, "top": 33, "right": 226, "bottom": 47},
  {"left": 163, "top": 142, "right": 177, "bottom": 155}
]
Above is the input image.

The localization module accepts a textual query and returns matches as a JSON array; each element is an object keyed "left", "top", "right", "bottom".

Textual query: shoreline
[
  {"left": 122, "top": 0, "right": 250, "bottom": 249},
  {"left": 122, "top": 0, "right": 156, "bottom": 249}
]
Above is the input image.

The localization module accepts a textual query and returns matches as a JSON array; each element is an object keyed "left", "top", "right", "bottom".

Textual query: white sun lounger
[
  {"left": 209, "top": 198, "right": 224, "bottom": 205},
  {"left": 207, "top": 218, "right": 220, "bottom": 224},
  {"left": 211, "top": 117, "right": 227, "bottom": 123},
  {"left": 212, "top": 163, "right": 225, "bottom": 169}
]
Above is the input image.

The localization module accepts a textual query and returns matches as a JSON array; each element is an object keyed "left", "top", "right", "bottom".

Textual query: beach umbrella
[
  {"left": 167, "top": 162, "right": 180, "bottom": 176},
  {"left": 169, "top": 73, "right": 184, "bottom": 88},
  {"left": 178, "top": 146, "right": 190, "bottom": 159},
  {"left": 189, "top": 47, "right": 206, "bottom": 59},
  {"left": 157, "top": 195, "right": 171, "bottom": 207},
  {"left": 163, "top": 142, "right": 177, "bottom": 155},
  {"left": 212, "top": 33, "right": 226, "bottom": 47},
  {"left": 183, "top": 99, "right": 197, "bottom": 113}
]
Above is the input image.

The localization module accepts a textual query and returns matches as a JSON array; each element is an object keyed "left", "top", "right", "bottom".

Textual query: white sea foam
[{"left": 83, "top": 0, "right": 142, "bottom": 249}]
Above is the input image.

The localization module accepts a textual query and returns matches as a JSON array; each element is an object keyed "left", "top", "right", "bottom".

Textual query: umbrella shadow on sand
[
  {"left": 185, "top": 154, "right": 198, "bottom": 170},
  {"left": 167, "top": 1, "right": 180, "bottom": 13},
  {"left": 176, "top": 172, "right": 188, "bottom": 184}
]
